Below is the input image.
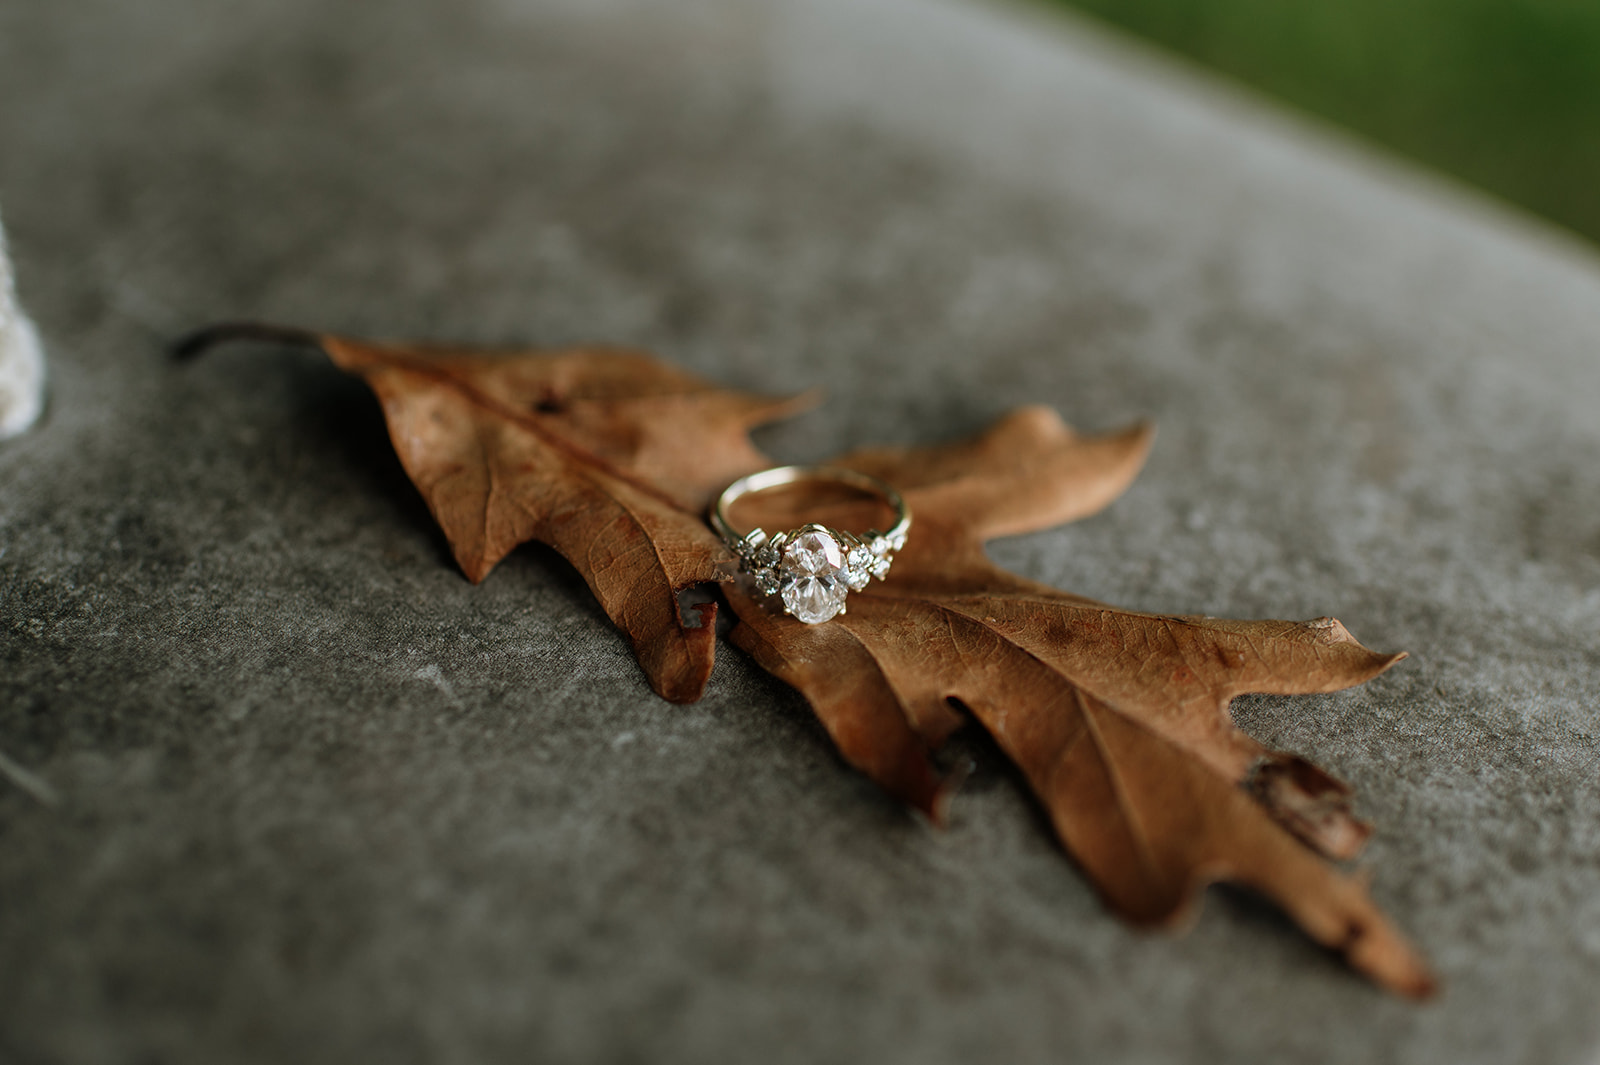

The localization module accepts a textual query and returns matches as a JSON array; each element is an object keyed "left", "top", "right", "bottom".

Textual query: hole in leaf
[{"left": 677, "top": 584, "right": 719, "bottom": 628}]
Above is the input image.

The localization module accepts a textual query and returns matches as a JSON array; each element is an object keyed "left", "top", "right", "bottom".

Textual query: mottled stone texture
[{"left": 2, "top": 0, "right": 1598, "bottom": 1062}]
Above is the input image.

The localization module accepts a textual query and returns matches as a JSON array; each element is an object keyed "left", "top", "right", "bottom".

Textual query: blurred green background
[{"left": 1054, "top": 0, "right": 1600, "bottom": 245}]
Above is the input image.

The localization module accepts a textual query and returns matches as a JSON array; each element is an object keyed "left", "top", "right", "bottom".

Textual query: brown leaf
[
  {"left": 177, "top": 323, "right": 805, "bottom": 703},
  {"left": 724, "top": 408, "right": 1434, "bottom": 998},
  {"left": 182, "top": 327, "right": 1432, "bottom": 996}
]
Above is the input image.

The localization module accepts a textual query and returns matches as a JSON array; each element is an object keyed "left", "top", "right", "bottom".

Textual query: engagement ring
[{"left": 711, "top": 465, "right": 911, "bottom": 624}]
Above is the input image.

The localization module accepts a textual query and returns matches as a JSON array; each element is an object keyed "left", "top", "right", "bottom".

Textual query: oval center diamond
[{"left": 779, "top": 528, "right": 849, "bottom": 623}]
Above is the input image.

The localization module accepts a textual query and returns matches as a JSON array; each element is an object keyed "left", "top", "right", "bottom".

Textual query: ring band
[{"left": 711, "top": 465, "right": 911, "bottom": 624}]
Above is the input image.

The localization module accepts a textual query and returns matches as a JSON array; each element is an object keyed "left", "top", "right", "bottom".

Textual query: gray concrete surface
[{"left": 3, "top": 0, "right": 1599, "bottom": 1061}]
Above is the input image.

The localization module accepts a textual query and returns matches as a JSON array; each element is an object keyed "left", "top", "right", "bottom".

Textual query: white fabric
[{"left": 0, "top": 210, "right": 45, "bottom": 440}]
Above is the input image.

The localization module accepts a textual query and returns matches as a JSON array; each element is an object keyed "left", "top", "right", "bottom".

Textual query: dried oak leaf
[
  {"left": 177, "top": 323, "right": 805, "bottom": 703},
  {"left": 181, "top": 326, "right": 1432, "bottom": 997},
  {"left": 724, "top": 407, "right": 1435, "bottom": 998}
]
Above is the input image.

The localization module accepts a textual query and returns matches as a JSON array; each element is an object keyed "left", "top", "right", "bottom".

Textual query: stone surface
[{"left": 2, "top": 0, "right": 1599, "bottom": 1062}]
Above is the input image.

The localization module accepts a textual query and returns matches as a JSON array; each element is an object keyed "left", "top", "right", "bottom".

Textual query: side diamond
[{"left": 844, "top": 545, "right": 874, "bottom": 590}]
